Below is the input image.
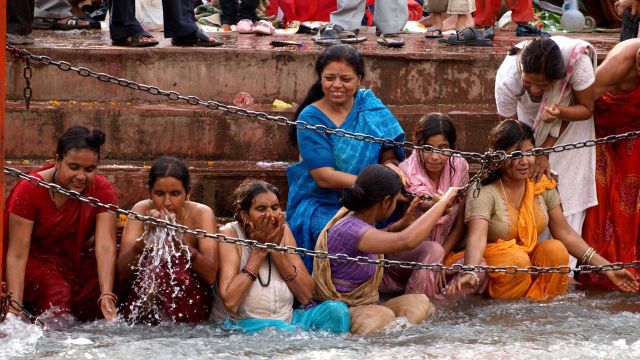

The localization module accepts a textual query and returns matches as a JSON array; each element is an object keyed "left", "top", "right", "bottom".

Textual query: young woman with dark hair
[
  {"left": 286, "top": 45, "right": 406, "bottom": 272},
  {"left": 495, "top": 36, "right": 598, "bottom": 263},
  {"left": 117, "top": 156, "right": 218, "bottom": 324},
  {"left": 4, "top": 126, "right": 119, "bottom": 322},
  {"left": 313, "top": 164, "right": 460, "bottom": 334},
  {"left": 445, "top": 121, "right": 638, "bottom": 299},
  {"left": 212, "top": 179, "right": 350, "bottom": 334}
]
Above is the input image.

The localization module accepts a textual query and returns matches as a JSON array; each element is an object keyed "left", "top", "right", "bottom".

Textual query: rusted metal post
[{"left": 0, "top": 0, "right": 7, "bottom": 290}]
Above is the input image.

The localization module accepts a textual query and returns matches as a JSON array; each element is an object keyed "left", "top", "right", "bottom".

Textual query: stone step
[
  {"left": 6, "top": 31, "right": 617, "bottom": 107},
  {"left": 7, "top": 101, "right": 499, "bottom": 161}
]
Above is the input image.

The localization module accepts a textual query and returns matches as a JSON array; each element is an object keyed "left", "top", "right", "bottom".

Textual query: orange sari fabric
[
  {"left": 446, "top": 177, "right": 569, "bottom": 300},
  {"left": 582, "top": 86, "right": 640, "bottom": 290}
]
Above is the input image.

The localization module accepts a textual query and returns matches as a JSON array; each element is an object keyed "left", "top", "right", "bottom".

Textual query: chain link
[
  {"left": 4, "top": 166, "right": 640, "bottom": 275},
  {"left": 22, "top": 53, "right": 32, "bottom": 110},
  {"left": 10, "top": 45, "right": 639, "bottom": 163},
  {"left": 0, "top": 284, "right": 44, "bottom": 326}
]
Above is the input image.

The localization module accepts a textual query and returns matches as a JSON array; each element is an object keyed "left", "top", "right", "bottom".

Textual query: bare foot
[
  {"left": 222, "top": 24, "right": 233, "bottom": 32},
  {"left": 464, "top": 13, "right": 475, "bottom": 28},
  {"left": 419, "top": 14, "right": 435, "bottom": 27},
  {"left": 443, "top": 14, "right": 459, "bottom": 32}
]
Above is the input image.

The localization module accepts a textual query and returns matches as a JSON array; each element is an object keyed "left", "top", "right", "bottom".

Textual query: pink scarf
[{"left": 398, "top": 152, "right": 469, "bottom": 244}]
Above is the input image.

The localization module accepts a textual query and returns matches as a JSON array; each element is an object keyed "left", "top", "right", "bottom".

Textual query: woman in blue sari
[{"left": 287, "top": 45, "right": 406, "bottom": 271}]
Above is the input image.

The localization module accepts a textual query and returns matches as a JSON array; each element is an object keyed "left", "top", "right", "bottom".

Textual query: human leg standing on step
[
  {"left": 162, "top": 0, "right": 224, "bottom": 46},
  {"left": 34, "top": 0, "right": 91, "bottom": 30},
  {"left": 373, "top": 0, "right": 409, "bottom": 47},
  {"left": 109, "top": 0, "right": 160, "bottom": 46},
  {"left": 474, "top": 0, "right": 544, "bottom": 36},
  {"left": 7, "top": 0, "right": 36, "bottom": 45}
]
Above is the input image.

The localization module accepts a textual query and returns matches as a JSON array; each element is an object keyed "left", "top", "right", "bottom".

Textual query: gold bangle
[
  {"left": 581, "top": 247, "right": 595, "bottom": 264},
  {"left": 97, "top": 292, "right": 118, "bottom": 306}
]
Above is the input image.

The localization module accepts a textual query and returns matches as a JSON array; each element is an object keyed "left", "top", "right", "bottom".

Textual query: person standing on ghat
[
  {"left": 4, "top": 126, "right": 119, "bottom": 322},
  {"left": 581, "top": 38, "right": 640, "bottom": 291},
  {"left": 109, "top": 0, "right": 223, "bottom": 47},
  {"left": 494, "top": 36, "right": 597, "bottom": 268}
]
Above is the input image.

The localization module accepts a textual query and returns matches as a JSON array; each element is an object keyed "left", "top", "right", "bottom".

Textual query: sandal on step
[
  {"left": 425, "top": 28, "right": 443, "bottom": 39},
  {"left": 313, "top": 24, "right": 342, "bottom": 46},
  {"left": 254, "top": 20, "right": 275, "bottom": 35},
  {"left": 340, "top": 30, "right": 367, "bottom": 44},
  {"left": 438, "top": 27, "right": 492, "bottom": 46},
  {"left": 516, "top": 24, "right": 549, "bottom": 37},
  {"left": 377, "top": 33, "right": 405, "bottom": 48},
  {"left": 33, "top": 16, "right": 91, "bottom": 30},
  {"left": 171, "top": 28, "right": 223, "bottom": 47},
  {"left": 237, "top": 19, "right": 255, "bottom": 34},
  {"left": 112, "top": 32, "right": 159, "bottom": 47}
]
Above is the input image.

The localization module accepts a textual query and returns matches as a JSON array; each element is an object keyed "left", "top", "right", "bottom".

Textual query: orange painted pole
[{"left": 0, "top": 0, "right": 6, "bottom": 292}]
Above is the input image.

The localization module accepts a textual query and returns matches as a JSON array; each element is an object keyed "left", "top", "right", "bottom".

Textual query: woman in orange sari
[{"left": 446, "top": 120, "right": 638, "bottom": 299}]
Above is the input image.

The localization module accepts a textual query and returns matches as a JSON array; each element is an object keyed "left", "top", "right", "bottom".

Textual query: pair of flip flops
[
  {"left": 377, "top": 33, "right": 405, "bottom": 48},
  {"left": 33, "top": 16, "right": 93, "bottom": 30},
  {"left": 438, "top": 27, "right": 493, "bottom": 47}
]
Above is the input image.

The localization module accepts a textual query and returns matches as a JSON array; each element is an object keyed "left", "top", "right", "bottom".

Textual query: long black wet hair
[
  {"left": 232, "top": 179, "right": 282, "bottom": 225},
  {"left": 341, "top": 164, "right": 402, "bottom": 212},
  {"left": 482, "top": 120, "right": 535, "bottom": 185},
  {"left": 414, "top": 113, "right": 458, "bottom": 180},
  {"left": 148, "top": 156, "right": 191, "bottom": 193},
  {"left": 56, "top": 126, "right": 106, "bottom": 160},
  {"left": 509, "top": 37, "right": 566, "bottom": 80},
  {"left": 289, "top": 45, "right": 366, "bottom": 148}
]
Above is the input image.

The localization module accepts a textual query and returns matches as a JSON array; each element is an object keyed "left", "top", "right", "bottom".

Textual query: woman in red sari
[
  {"left": 4, "top": 126, "right": 118, "bottom": 322},
  {"left": 582, "top": 39, "right": 640, "bottom": 290}
]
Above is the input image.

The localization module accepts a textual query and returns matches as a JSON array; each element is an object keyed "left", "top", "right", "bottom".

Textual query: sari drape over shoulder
[
  {"left": 446, "top": 176, "right": 569, "bottom": 300},
  {"left": 286, "top": 89, "right": 405, "bottom": 271},
  {"left": 3, "top": 164, "right": 118, "bottom": 319},
  {"left": 582, "top": 85, "right": 640, "bottom": 289}
]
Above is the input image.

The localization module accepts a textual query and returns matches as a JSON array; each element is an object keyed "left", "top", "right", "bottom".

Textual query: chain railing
[
  {"left": 0, "top": 285, "right": 44, "bottom": 326},
  {"left": 7, "top": 45, "right": 640, "bottom": 164},
  {"left": 5, "top": 166, "right": 640, "bottom": 276}
]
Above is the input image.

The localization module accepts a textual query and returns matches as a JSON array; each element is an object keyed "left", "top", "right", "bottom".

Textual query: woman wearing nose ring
[
  {"left": 4, "top": 126, "right": 119, "bottom": 322},
  {"left": 287, "top": 45, "right": 406, "bottom": 272},
  {"left": 494, "top": 36, "right": 598, "bottom": 265},
  {"left": 445, "top": 121, "right": 638, "bottom": 300},
  {"left": 117, "top": 156, "right": 218, "bottom": 323}
]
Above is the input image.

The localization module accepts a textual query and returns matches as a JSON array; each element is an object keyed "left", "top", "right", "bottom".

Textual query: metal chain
[
  {"left": 0, "top": 284, "right": 44, "bottom": 326},
  {"left": 22, "top": 53, "right": 32, "bottom": 110},
  {"left": 4, "top": 166, "right": 640, "bottom": 275},
  {"left": 8, "top": 45, "right": 640, "bottom": 162}
]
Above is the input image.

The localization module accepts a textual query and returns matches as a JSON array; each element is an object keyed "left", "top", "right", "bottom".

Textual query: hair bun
[
  {"left": 87, "top": 129, "right": 106, "bottom": 147},
  {"left": 340, "top": 185, "right": 367, "bottom": 211}
]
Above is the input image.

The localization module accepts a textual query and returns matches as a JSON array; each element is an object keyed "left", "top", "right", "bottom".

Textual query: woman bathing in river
[
  {"left": 213, "top": 179, "right": 350, "bottom": 334},
  {"left": 117, "top": 156, "right": 218, "bottom": 323}
]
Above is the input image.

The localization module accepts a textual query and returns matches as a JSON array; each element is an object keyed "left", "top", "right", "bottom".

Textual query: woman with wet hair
[
  {"left": 213, "top": 179, "right": 350, "bottom": 334},
  {"left": 117, "top": 156, "right": 218, "bottom": 324},
  {"left": 287, "top": 45, "right": 406, "bottom": 272},
  {"left": 445, "top": 120, "right": 638, "bottom": 300},
  {"left": 4, "top": 126, "right": 119, "bottom": 322},
  {"left": 495, "top": 37, "right": 597, "bottom": 259},
  {"left": 313, "top": 164, "right": 460, "bottom": 334}
]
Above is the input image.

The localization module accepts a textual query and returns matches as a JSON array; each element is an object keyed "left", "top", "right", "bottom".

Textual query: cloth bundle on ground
[{"left": 313, "top": 208, "right": 434, "bottom": 334}]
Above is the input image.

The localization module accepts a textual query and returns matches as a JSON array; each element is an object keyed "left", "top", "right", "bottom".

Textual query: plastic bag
[{"left": 136, "top": 0, "right": 164, "bottom": 32}]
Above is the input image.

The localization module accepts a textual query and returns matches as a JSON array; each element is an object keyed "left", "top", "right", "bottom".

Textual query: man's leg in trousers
[
  {"left": 109, "top": 0, "right": 145, "bottom": 41},
  {"left": 330, "top": 0, "right": 366, "bottom": 32},
  {"left": 374, "top": 0, "right": 409, "bottom": 34},
  {"left": 35, "top": 0, "right": 73, "bottom": 19},
  {"left": 8, "top": 0, "right": 35, "bottom": 35},
  {"left": 238, "top": 0, "right": 260, "bottom": 22},
  {"left": 474, "top": 0, "right": 501, "bottom": 27},
  {"left": 507, "top": 0, "right": 534, "bottom": 24},
  {"left": 162, "top": 0, "right": 198, "bottom": 38},
  {"left": 220, "top": 0, "right": 239, "bottom": 25}
]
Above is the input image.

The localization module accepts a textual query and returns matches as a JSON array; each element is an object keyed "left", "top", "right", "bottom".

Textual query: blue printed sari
[{"left": 286, "top": 89, "right": 405, "bottom": 271}]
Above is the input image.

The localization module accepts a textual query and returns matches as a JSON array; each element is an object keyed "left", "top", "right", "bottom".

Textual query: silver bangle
[
  {"left": 581, "top": 247, "right": 595, "bottom": 264},
  {"left": 463, "top": 271, "right": 480, "bottom": 283}
]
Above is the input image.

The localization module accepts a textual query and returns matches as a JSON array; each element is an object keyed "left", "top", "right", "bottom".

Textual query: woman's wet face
[
  {"left": 522, "top": 72, "right": 553, "bottom": 100},
  {"left": 150, "top": 177, "right": 187, "bottom": 214},
  {"left": 419, "top": 134, "right": 450, "bottom": 176},
  {"left": 56, "top": 148, "right": 99, "bottom": 193},
  {"left": 320, "top": 60, "right": 361, "bottom": 106},
  {"left": 502, "top": 139, "right": 536, "bottom": 181},
  {"left": 245, "top": 191, "right": 281, "bottom": 225}
]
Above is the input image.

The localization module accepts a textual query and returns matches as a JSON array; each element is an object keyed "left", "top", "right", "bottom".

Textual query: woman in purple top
[{"left": 315, "top": 164, "right": 461, "bottom": 334}]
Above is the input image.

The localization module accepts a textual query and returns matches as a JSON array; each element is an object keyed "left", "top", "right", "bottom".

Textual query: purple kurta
[{"left": 327, "top": 216, "right": 375, "bottom": 293}]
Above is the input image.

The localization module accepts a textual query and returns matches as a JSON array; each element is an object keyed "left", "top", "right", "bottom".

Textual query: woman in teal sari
[{"left": 287, "top": 45, "right": 406, "bottom": 271}]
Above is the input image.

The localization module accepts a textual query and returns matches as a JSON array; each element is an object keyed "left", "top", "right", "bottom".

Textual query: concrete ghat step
[
  {"left": 6, "top": 32, "right": 617, "bottom": 106},
  {"left": 4, "top": 160, "right": 290, "bottom": 218},
  {"left": 6, "top": 101, "right": 499, "bottom": 161}
]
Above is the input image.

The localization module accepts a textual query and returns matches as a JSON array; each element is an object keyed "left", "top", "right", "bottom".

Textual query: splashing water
[{"left": 125, "top": 212, "right": 192, "bottom": 324}]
